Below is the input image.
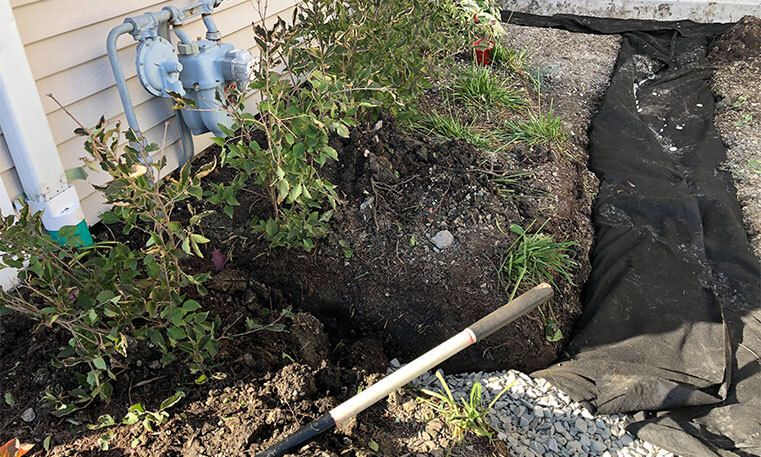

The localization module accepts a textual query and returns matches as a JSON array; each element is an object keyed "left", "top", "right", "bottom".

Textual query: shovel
[{"left": 257, "top": 283, "right": 553, "bottom": 457}]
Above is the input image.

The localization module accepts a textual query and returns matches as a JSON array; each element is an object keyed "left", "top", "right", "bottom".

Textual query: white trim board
[{"left": 500, "top": 0, "right": 761, "bottom": 23}]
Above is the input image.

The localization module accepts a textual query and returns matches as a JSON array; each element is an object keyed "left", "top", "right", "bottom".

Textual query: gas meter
[{"left": 107, "top": 0, "right": 255, "bottom": 158}]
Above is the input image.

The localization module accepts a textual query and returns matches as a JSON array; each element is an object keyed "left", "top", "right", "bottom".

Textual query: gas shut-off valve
[{"left": 107, "top": 0, "right": 255, "bottom": 155}]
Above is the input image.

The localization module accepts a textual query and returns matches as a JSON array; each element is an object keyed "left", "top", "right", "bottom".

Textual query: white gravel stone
[{"left": 430, "top": 230, "right": 454, "bottom": 250}]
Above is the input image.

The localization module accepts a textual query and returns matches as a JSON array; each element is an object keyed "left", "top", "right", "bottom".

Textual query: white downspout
[{"left": 0, "top": 0, "right": 92, "bottom": 245}]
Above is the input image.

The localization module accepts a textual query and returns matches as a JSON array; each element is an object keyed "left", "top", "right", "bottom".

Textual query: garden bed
[{"left": 0, "top": 20, "right": 623, "bottom": 456}]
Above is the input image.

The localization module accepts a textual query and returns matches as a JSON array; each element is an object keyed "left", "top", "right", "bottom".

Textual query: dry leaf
[{"left": 0, "top": 438, "right": 34, "bottom": 457}]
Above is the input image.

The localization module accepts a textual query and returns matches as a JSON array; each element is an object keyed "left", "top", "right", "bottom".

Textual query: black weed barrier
[{"left": 504, "top": 12, "right": 761, "bottom": 457}]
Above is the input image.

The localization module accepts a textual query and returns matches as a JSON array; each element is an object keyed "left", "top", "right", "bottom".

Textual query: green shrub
[
  {"left": 290, "top": 0, "right": 470, "bottom": 116},
  {"left": 214, "top": 16, "right": 376, "bottom": 250},
  {"left": 0, "top": 120, "right": 217, "bottom": 411}
]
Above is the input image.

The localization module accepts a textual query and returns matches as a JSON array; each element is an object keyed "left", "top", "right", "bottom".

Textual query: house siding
[{"left": 3, "top": 0, "right": 298, "bottom": 224}]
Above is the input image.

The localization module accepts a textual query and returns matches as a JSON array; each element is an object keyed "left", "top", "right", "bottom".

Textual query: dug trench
[
  {"left": 0, "top": 24, "right": 618, "bottom": 457},
  {"left": 208, "top": 114, "right": 596, "bottom": 375}
]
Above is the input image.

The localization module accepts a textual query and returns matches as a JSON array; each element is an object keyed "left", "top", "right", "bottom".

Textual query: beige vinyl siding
[{"left": 3, "top": 0, "right": 298, "bottom": 224}]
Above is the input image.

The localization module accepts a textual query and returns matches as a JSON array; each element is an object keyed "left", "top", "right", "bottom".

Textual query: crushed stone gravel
[{"left": 412, "top": 369, "right": 674, "bottom": 457}]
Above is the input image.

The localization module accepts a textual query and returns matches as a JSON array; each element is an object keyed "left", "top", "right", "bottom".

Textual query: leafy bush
[
  {"left": 290, "top": 0, "right": 470, "bottom": 116},
  {"left": 215, "top": 15, "right": 377, "bottom": 250},
  {"left": 0, "top": 120, "right": 217, "bottom": 409}
]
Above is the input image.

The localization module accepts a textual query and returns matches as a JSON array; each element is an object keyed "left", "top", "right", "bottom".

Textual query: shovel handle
[{"left": 256, "top": 283, "right": 553, "bottom": 457}]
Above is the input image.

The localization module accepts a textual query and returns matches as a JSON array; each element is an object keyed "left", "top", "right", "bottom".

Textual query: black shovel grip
[{"left": 255, "top": 414, "right": 336, "bottom": 457}]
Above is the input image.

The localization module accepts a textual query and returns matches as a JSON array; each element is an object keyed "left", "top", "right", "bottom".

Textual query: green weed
[
  {"left": 502, "top": 109, "right": 567, "bottom": 149},
  {"left": 501, "top": 223, "right": 576, "bottom": 341},
  {"left": 452, "top": 65, "right": 526, "bottom": 111},
  {"left": 414, "top": 112, "right": 491, "bottom": 148},
  {"left": 419, "top": 371, "right": 513, "bottom": 442},
  {"left": 492, "top": 43, "right": 527, "bottom": 72},
  {"left": 501, "top": 223, "right": 576, "bottom": 299}
]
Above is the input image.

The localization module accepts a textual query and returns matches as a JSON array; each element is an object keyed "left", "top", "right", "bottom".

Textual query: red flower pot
[{"left": 472, "top": 39, "right": 495, "bottom": 66}]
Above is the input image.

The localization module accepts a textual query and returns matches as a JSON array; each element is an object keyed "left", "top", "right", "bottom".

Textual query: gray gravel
[{"left": 411, "top": 369, "right": 673, "bottom": 457}]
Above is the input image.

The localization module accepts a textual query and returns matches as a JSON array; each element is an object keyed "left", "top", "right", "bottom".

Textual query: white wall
[
  {"left": 4, "top": 0, "right": 299, "bottom": 225},
  {"left": 501, "top": 0, "right": 761, "bottom": 23}
]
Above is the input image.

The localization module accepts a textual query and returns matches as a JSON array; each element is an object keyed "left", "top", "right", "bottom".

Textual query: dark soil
[
  {"left": 710, "top": 15, "right": 761, "bottom": 63},
  {"left": 219, "top": 115, "right": 592, "bottom": 374}
]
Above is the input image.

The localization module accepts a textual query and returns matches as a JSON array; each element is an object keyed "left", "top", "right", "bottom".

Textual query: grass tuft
[
  {"left": 489, "top": 170, "right": 545, "bottom": 198},
  {"left": 414, "top": 112, "right": 491, "bottom": 148},
  {"left": 419, "top": 371, "right": 514, "bottom": 443},
  {"left": 502, "top": 109, "right": 567, "bottom": 149},
  {"left": 452, "top": 65, "right": 526, "bottom": 111},
  {"left": 501, "top": 222, "right": 576, "bottom": 301},
  {"left": 492, "top": 43, "right": 528, "bottom": 72}
]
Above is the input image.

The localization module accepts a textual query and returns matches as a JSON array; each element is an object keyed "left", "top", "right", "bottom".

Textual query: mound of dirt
[{"left": 710, "top": 15, "right": 761, "bottom": 63}]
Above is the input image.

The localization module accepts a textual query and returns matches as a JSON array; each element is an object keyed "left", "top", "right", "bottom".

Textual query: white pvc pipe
[{"left": 0, "top": 0, "right": 90, "bottom": 240}]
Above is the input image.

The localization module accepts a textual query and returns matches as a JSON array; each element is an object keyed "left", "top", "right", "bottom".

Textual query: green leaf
[
  {"left": 323, "top": 146, "right": 339, "bottom": 161},
  {"left": 4, "top": 391, "right": 14, "bottom": 406},
  {"left": 265, "top": 219, "right": 278, "bottom": 238},
  {"left": 96, "top": 290, "right": 118, "bottom": 304},
  {"left": 292, "top": 143, "right": 305, "bottom": 156},
  {"left": 65, "top": 166, "right": 89, "bottom": 182},
  {"left": 188, "top": 185, "right": 203, "bottom": 199},
  {"left": 92, "top": 357, "right": 107, "bottom": 370},
  {"left": 181, "top": 236, "right": 191, "bottom": 255},
  {"left": 167, "top": 326, "right": 187, "bottom": 341},
  {"left": 182, "top": 300, "right": 201, "bottom": 313},
  {"left": 334, "top": 123, "right": 350, "bottom": 138},
  {"left": 88, "top": 414, "right": 117, "bottom": 430},
  {"left": 544, "top": 319, "right": 563, "bottom": 342},
  {"left": 190, "top": 234, "right": 210, "bottom": 244},
  {"left": 159, "top": 391, "right": 186, "bottom": 411}
]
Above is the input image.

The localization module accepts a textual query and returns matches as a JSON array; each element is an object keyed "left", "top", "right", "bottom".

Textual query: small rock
[
  {"left": 430, "top": 230, "right": 454, "bottom": 250},
  {"left": 21, "top": 407, "right": 35, "bottom": 422},
  {"left": 580, "top": 434, "right": 592, "bottom": 448},
  {"left": 575, "top": 417, "right": 589, "bottom": 434}
]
